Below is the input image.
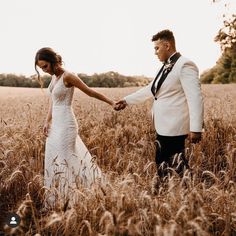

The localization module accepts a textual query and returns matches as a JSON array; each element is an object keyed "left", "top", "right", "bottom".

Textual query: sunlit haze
[{"left": 0, "top": 0, "right": 235, "bottom": 77}]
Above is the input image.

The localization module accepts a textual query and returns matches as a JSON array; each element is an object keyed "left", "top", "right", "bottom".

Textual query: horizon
[{"left": 0, "top": 0, "right": 235, "bottom": 78}]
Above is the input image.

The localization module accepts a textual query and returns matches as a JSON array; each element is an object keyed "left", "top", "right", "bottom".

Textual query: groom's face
[{"left": 154, "top": 39, "right": 170, "bottom": 62}]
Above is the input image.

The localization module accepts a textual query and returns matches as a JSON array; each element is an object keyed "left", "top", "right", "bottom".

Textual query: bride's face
[{"left": 37, "top": 60, "right": 53, "bottom": 75}]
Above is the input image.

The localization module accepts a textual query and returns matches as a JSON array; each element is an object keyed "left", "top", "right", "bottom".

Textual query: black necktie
[{"left": 151, "top": 52, "right": 181, "bottom": 99}]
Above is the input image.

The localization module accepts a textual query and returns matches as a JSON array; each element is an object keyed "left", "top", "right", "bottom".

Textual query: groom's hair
[{"left": 152, "top": 29, "right": 175, "bottom": 44}]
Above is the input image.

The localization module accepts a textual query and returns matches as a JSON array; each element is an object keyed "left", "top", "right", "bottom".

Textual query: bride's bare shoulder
[{"left": 63, "top": 71, "right": 81, "bottom": 87}]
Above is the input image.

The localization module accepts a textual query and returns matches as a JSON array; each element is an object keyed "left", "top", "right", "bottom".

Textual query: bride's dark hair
[{"left": 35, "top": 47, "right": 63, "bottom": 87}]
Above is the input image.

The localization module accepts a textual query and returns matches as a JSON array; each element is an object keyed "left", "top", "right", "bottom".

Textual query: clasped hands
[{"left": 113, "top": 99, "right": 127, "bottom": 111}]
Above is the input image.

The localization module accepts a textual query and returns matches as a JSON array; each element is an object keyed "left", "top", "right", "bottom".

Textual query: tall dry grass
[{"left": 0, "top": 85, "right": 235, "bottom": 235}]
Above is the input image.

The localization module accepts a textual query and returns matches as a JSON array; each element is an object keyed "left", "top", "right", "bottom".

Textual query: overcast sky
[{"left": 0, "top": 0, "right": 235, "bottom": 77}]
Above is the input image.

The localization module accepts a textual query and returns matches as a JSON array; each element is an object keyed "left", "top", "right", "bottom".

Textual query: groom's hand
[
  {"left": 114, "top": 99, "right": 127, "bottom": 111},
  {"left": 189, "top": 132, "right": 202, "bottom": 144}
]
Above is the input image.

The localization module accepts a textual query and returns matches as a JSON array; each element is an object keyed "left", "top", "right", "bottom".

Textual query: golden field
[{"left": 0, "top": 84, "right": 236, "bottom": 236}]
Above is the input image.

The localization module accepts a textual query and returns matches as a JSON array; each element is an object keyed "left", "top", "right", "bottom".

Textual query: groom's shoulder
[
  {"left": 177, "top": 55, "right": 198, "bottom": 69},
  {"left": 179, "top": 55, "right": 192, "bottom": 63}
]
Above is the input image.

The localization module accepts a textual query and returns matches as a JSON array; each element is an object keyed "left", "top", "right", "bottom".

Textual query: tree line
[
  {"left": 201, "top": 14, "right": 236, "bottom": 84},
  {"left": 0, "top": 71, "right": 151, "bottom": 88}
]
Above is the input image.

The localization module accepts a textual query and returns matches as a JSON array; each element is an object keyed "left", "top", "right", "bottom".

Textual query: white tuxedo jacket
[{"left": 124, "top": 56, "right": 204, "bottom": 136}]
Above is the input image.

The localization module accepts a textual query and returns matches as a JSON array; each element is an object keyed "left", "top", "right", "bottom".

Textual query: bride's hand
[
  {"left": 109, "top": 100, "right": 117, "bottom": 109},
  {"left": 43, "top": 122, "right": 50, "bottom": 137}
]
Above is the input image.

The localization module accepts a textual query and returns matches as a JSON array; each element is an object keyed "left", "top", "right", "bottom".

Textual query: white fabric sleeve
[
  {"left": 124, "top": 80, "right": 154, "bottom": 105},
  {"left": 180, "top": 61, "right": 204, "bottom": 132}
]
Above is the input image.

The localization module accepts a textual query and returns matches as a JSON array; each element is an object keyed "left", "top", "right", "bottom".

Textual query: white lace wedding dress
[{"left": 44, "top": 71, "right": 103, "bottom": 204}]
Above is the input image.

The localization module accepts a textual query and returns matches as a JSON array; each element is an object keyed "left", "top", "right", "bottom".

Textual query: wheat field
[{"left": 0, "top": 84, "right": 236, "bottom": 236}]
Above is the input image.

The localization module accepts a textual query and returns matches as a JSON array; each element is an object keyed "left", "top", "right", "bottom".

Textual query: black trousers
[{"left": 155, "top": 133, "right": 188, "bottom": 178}]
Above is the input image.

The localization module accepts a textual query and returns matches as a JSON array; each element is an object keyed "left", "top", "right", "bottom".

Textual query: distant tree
[{"left": 201, "top": 7, "right": 236, "bottom": 83}]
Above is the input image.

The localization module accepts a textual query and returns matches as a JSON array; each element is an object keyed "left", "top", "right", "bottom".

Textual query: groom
[{"left": 115, "top": 29, "right": 204, "bottom": 179}]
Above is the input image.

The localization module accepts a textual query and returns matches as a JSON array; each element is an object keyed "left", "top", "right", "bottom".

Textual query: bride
[{"left": 35, "top": 47, "right": 114, "bottom": 206}]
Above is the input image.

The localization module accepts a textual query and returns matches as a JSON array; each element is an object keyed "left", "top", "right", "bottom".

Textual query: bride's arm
[
  {"left": 43, "top": 97, "right": 52, "bottom": 136},
  {"left": 64, "top": 73, "right": 114, "bottom": 107}
]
